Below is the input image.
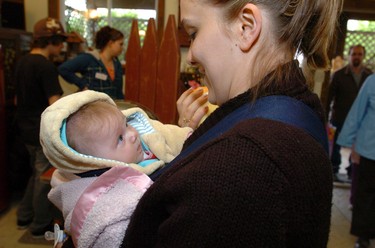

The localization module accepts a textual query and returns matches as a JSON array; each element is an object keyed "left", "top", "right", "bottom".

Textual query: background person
[
  {"left": 326, "top": 45, "right": 372, "bottom": 182},
  {"left": 122, "top": 0, "right": 342, "bottom": 247},
  {"left": 14, "top": 17, "right": 66, "bottom": 238},
  {"left": 337, "top": 74, "right": 375, "bottom": 248},
  {"left": 58, "top": 26, "right": 124, "bottom": 99}
]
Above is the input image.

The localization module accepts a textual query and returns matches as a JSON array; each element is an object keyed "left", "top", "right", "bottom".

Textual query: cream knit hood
[{"left": 40, "top": 90, "right": 192, "bottom": 175}]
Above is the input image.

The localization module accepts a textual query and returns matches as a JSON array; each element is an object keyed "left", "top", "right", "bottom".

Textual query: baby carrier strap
[{"left": 150, "top": 95, "right": 328, "bottom": 181}]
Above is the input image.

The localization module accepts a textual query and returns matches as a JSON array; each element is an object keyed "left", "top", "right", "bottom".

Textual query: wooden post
[
  {"left": 125, "top": 19, "right": 141, "bottom": 102},
  {"left": 139, "top": 18, "right": 158, "bottom": 112},
  {"left": 155, "top": 15, "right": 180, "bottom": 124}
]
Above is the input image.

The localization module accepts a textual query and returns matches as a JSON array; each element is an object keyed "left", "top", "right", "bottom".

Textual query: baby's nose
[{"left": 128, "top": 131, "right": 138, "bottom": 143}]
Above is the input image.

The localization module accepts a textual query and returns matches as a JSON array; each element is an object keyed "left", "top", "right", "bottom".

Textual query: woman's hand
[{"left": 177, "top": 87, "right": 209, "bottom": 129}]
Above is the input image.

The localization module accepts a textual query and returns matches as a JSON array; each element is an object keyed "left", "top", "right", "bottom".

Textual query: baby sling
[{"left": 150, "top": 95, "right": 329, "bottom": 181}]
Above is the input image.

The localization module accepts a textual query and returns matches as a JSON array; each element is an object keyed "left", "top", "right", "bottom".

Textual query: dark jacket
[
  {"left": 122, "top": 61, "right": 332, "bottom": 248},
  {"left": 326, "top": 65, "right": 372, "bottom": 125}
]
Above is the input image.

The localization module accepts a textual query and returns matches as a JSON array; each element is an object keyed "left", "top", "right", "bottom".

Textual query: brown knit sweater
[{"left": 122, "top": 62, "right": 333, "bottom": 248}]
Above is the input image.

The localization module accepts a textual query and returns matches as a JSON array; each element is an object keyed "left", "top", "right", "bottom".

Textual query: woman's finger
[
  {"left": 189, "top": 104, "right": 209, "bottom": 129},
  {"left": 178, "top": 88, "right": 208, "bottom": 129}
]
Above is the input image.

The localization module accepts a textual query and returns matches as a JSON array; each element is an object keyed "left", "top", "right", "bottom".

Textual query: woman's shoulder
[
  {"left": 181, "top": 118, "right": 330, "bottom": 189},
  {"left": 202, "top": 117, "right": 328, "bottom": 169},
  {"left": 228, "top": 117, "right": 324, "bottom": 151},
  {"left": 231, "top": 117, "right": 306, "bottom": 136},
  {"left": 66, "top": 50, "right": 99, "bottom": 62},
  {"left": 74, "top": 51, "right": 98, "bottom": 60},
  {"left": 59, "top": 52, "right": 99, "bottom": 69}
]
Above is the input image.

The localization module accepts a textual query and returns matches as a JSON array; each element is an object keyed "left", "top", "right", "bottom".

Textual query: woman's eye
[{"left": 189, "top": 32, "right": 196, "bottom": 41}]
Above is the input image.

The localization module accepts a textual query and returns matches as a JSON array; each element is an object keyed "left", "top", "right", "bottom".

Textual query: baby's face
[{"left": 91, "top": 110, "right": 144, "bottom": 164}]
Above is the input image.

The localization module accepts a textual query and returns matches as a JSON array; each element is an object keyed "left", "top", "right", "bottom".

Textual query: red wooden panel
[
  {"left": 155, "top": 15, "right": 180, "bottom": 124},
  {"left": 125, "top": 19, "right": 141, "bottom": 102},
  {"left": 139, "top": 18, "right": 158, "bottom": 112},
  {"left": 0, "top": 46, "right": 9, "bottom": 212}
]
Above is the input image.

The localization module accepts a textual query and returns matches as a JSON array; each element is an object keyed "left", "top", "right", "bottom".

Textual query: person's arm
[
  {"left": 337, "top": 76, "right": 372, "bottom": 148},
  {"left": 176, "top": 87, "right": 209, "bottom": 129},
  {"left": 58, "top": 54, "right": 91, "bottom": 90},
  {"left": 350, "top": 145, "right": 360, "bottom": 164}
]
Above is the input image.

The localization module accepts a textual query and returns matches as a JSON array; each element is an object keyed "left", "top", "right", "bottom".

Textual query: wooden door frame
[{"left": 48, "top": 0, "right": 60, "bottom": 19}]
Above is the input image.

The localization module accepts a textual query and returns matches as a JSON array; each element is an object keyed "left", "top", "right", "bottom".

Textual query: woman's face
[
  {"left": 181, "top": 0, "right": 248, "bottom": 105},
  {"left": 108, "top": 38, "right": 124, "bottom": 57}
]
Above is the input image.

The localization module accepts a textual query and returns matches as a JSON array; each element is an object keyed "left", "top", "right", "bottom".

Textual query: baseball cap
[{"left": 33, "top": 17, "right": 68, "bottom": 39}]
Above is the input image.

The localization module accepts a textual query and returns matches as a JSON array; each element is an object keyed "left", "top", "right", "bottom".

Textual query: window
[{"left": 64, "top": 0, "right": 157, "bottom": 61}]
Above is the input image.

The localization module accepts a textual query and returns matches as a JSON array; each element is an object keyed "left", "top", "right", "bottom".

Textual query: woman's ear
[
  {"left": 237, "top": 3, "right": 262, "bottom": 52},
  {"left": 107, "top": 40, "right": 114, "bottom": 46}
]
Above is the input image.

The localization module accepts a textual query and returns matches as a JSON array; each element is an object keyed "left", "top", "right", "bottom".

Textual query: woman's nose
[{"left": 186, "top": 48, "right": 197, "bottom": 66}]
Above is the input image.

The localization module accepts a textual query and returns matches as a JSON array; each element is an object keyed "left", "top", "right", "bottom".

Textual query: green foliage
[
  {"left": 65, "top": 7, "right": 86, "bottom": 34},
  {"left": 110, "top": 10, "right": 138, "bottom": 19},
  {"left": 356, "top": 21, "right": 375, "bottom": 32}
]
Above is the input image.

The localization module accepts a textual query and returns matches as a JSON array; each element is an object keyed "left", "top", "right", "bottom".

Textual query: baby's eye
[{"left": 118, "top": 135, "right": 124, "bottom": 142}]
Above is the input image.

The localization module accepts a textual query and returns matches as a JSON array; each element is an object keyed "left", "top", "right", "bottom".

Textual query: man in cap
[{"left": 14, "top": 17, "right": 67, "bottom": 238}]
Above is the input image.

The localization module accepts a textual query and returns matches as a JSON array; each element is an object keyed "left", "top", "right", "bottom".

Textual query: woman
[
  {"left": 122, "top": 0, "right": 342, "bottom": 247},
  {"left": 59, "top": 26, "right": 124, "bottom": 99}
]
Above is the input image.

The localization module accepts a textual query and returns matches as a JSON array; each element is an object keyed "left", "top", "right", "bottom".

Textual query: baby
[{"left": 40, "top": 90, "right": 192, "bottom": 248}]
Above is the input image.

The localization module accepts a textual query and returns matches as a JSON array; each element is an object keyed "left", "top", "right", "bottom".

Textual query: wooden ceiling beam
[{"left": 343, "top": 0, "right": 375, "bottom": 20}]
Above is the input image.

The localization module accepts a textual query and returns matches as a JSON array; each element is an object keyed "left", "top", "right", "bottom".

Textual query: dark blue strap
[
  {"left": 77, "top": 168, "right": 110, "bottom": 178},
  {"left": 150, "top": 95, "right": 328, "bottom": 181}
]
